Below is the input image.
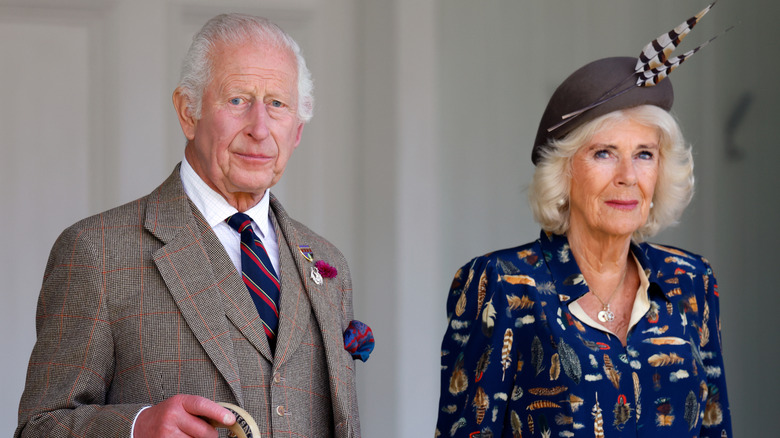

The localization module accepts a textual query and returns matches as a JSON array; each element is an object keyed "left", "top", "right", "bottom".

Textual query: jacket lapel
[
  {"left": 269, "top": 195, "right": 353, "bottom": 431},
  {"left": 271, "top": 213, "right": 313, "bottom": 364},
  {"left": 146, "top": 167, "right": 245, "bottom": 403}
]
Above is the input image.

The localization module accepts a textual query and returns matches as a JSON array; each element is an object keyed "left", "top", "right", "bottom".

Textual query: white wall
[{"left": 1, "top": 4, "right": 107, "bottom": 433}]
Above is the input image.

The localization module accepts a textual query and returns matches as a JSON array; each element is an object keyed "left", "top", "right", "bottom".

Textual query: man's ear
[
  {"left": 173, "top": 87, "right": 197, "bottom": 141},
  {"left": 293, "top": 122, "right": 304, "bottom": 149}
]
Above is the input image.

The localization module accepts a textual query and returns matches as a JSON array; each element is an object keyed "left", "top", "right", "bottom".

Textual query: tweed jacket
[{"left": 16, "top": 166, "right": 361, "bottom": 437}]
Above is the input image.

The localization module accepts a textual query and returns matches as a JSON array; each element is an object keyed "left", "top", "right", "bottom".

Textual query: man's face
[{"left": 177, "top": 39, "right": 304, "bottom": 206}]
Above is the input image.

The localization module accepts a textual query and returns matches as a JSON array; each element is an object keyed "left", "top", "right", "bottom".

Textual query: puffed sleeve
[
  {"left": 436, "top": 257, "right": 515, "bottom": 437},
  {"left": 698, "top": 260, "right": 732, "bottom": 437}
]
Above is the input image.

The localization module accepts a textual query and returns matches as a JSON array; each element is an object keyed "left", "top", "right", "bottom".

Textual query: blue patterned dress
[{"left": 436, "top": 231, "right": 730, "bottom": 437}]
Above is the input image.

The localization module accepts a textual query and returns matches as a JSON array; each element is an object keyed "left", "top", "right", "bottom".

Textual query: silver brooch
[{"left": 310, "top": 266, "right": 323, "bottom": 285}]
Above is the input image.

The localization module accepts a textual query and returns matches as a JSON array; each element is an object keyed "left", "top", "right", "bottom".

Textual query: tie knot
[{"left": 226, "top": 212, "right": 254, "bottom": 234}]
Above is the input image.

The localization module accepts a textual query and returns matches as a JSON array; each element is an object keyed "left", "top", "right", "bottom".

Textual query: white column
[{"left": 395, "top": 0, "right": 442, "bottom": 434}]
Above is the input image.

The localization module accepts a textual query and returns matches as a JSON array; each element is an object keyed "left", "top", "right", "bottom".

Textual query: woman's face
[{"left": 568, "top": 118, "right": 660, "bottom": 241}]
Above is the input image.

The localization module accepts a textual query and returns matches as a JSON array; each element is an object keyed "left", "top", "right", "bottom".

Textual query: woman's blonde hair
[{"left": 528, "top": 105, "right": 694, "bottom": 241}]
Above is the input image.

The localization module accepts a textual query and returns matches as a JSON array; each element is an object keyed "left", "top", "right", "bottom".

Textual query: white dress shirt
[{"left": 179, "top": 157, "right": 280, "bottom": 275}]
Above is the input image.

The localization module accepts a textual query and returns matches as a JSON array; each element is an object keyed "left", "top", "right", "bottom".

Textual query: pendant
[{"left": 597, "top": 305, "right": 615, "bottom": 323}]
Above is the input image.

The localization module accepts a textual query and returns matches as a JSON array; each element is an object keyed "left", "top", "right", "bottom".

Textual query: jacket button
[
  {"left": 276, "top": 405, "right": 285, "bottom": 416},
  {"left": 273, "top": 372, "right": 282, "bottom": 384}
]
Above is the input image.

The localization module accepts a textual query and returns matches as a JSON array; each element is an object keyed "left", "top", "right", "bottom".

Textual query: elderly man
[{"left": 16, "top": 14, "right": 367, "bottom": 438}]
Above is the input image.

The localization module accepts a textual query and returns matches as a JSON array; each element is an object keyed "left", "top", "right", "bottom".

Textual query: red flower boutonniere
[{"left": 314, "top": 260, "right": 338, "bottom": 278}]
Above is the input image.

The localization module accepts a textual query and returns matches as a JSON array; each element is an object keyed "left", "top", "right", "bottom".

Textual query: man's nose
[{"left": 246, "top": 103, "right": 271, "bottom": 140}]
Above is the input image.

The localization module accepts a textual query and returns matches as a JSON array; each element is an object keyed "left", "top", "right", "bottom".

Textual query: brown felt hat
[{"left": 532, "top": 56, "right": 674, "bottom": 165}]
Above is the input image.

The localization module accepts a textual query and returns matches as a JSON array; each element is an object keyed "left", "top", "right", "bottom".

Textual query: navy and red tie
[{"left": 226, "top": 213, "right": 280, "bottom": 350}]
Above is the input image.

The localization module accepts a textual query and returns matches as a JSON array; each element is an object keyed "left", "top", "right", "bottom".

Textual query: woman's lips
[{"left": 606, "top": 200, "right": 639, "bottom": 210}]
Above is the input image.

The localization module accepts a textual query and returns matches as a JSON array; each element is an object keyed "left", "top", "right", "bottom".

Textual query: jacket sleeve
[
  {"left": 436, "top": 257, "right": 515, "bottom": 437},
  {"left": 15, "top": 224, "right": 146, "bottom": 438},
  {"left": 698, "top": 259, "right": 732, "bottom": 437}
]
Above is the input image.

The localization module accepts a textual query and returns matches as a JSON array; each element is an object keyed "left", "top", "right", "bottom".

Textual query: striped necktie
[{"left": 226, "top": 213, "right": 280, "bottom": 350}]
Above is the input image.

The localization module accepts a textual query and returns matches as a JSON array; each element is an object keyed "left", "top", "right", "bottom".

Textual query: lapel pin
[
  {"left": 298, "top": 245, "right": 314, "bottom": 262},
  {"left": 310, "top": 266, "right": 323, "bottom": 285}
]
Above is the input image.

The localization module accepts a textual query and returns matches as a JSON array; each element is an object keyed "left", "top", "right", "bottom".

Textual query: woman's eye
[
  {"left": 637, "top": 150, "right": 654, "bottom": 160},
  {"left": 594, "top": 150, "right": 610, "bottom": 159}
]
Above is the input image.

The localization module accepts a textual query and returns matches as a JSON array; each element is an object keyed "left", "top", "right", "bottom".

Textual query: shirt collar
[
  {"left": 180, "top": 157, "right": 272, "bottom": 238},
  {"left": 567, "top": 252, "right": 651, "bottom": 336}
]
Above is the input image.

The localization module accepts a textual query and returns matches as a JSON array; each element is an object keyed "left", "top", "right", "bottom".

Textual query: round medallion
[
  {"left": 598, "top": 308, "right": 615, "bottom": 322},
  {"left": 207, "top": 402, "right": 260, "bottom": 438}
]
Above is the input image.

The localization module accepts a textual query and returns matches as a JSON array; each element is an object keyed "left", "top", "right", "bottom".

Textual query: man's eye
[
  {"left": 229, "top": 98, "right": 242, "bottom": 105},
  {"left": 270, "top": 100, "right": 283, "bottom": 108}
]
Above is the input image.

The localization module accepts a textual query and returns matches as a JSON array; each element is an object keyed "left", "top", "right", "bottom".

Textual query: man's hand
[{"left": 134, "top": 394, "right": 236, "bottom": 437}]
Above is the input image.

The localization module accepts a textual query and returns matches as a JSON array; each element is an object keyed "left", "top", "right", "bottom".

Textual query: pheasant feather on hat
[{"left": 533, "top": 2, "right": 732, "bottom": 165}]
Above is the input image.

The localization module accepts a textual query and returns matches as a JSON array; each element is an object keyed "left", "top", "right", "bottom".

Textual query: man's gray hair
[{"left": 177, "top": 14, "right": 314, "bottom": 122}]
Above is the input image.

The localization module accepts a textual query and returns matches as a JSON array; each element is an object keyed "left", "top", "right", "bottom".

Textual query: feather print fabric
[
  {"left": 436, "top": 231, "right": 730, "bottom": 437},
  {"left": 592, "top": 394, "right": 604, "bottom": 438},
  {"left": 501, "top": 329, "right": 514, "bottom": 381}
]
